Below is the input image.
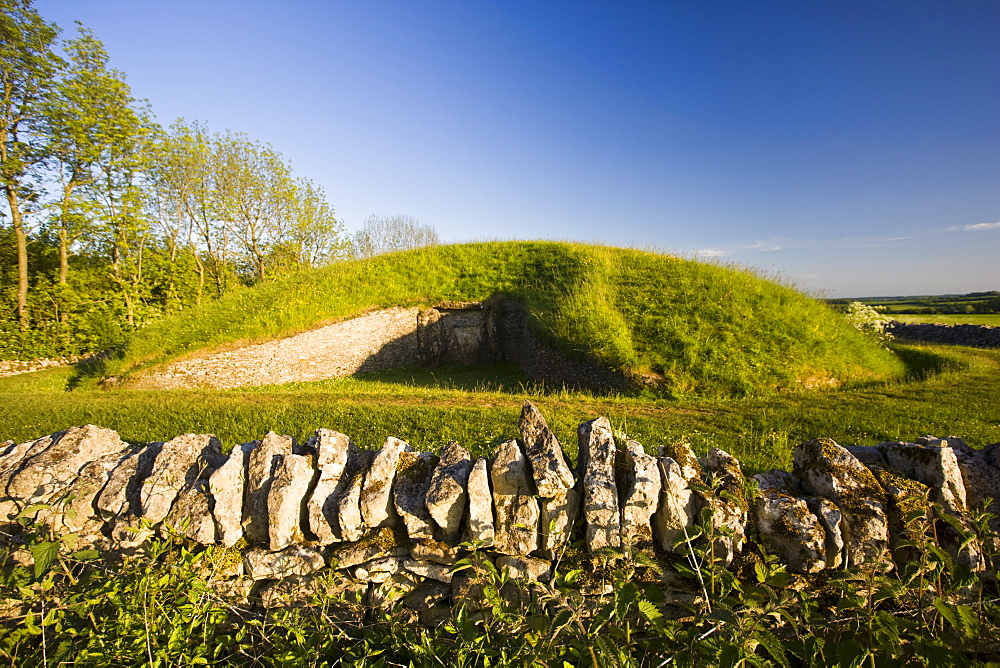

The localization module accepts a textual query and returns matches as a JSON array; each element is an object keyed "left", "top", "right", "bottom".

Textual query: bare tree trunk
[
  {"left": 58, "top": 223, "right": 70, "bottom": 347},
  {"left": 191, "top": 244, "right": 205, "bottom": 306},
  {"left": 58, "top": 225, "right": 69, "bottom": 285},
  {"left": 4, "top": 188, "right": 29, "bottom": 332}
]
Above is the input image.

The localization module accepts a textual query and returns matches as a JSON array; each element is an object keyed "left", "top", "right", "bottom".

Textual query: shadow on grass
[
  {"left": 890, "top": 342, "right": 967, "bottom": 381},
  {"left": 336, "top": 363, "right": 546, "bottom": 394},
  {"left": 66, "top": 350, "right": 122, "bottom": 391}
]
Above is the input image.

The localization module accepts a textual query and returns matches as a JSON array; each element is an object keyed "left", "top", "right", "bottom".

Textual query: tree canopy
[{"left": 0, "top": 1, "right": 352, "bottom": 358}]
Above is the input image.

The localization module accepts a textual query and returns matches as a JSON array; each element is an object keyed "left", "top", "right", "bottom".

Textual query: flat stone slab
[
  {"left": 490, "top": 440, "right": 539, "bottom": 555},
  {"left": 243, "top": 432, "right": 296, "bottom": 545},
  {"left": 519, "top": 401, "right": 575, "bottom": 497},
  {"left": 577, "top": 417, "right": 621, "bottom": 552},
  {"left": 305, "top": 429, "right": 356, "bottom": 544},
  {"left": 360, "top": 437, "right": 411, "bottom": 530},
  {"left": 245, "top": 545, "right": 325, "bottom": 580},
  {"left": 425, "top": 442, "right": 471, "bottom": 542}
]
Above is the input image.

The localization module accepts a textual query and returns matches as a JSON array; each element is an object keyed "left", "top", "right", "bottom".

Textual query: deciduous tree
[
  {"left": 0, "top": 0, "right": 62, "bottom": 330},
  {"left": 351, "top": 213, "right": 440, "bottom": 259}
]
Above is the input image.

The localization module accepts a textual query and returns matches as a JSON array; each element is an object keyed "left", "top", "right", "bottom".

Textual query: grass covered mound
[{"left": 106, "top": 241, "right": 905, "bottom": 397}]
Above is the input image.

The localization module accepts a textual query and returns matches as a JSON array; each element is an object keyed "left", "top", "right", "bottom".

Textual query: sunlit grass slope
[{"left": 108, "top": 241, "right": 905, "bottom": 397}]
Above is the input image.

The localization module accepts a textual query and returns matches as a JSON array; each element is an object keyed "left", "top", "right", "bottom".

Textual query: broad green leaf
[{"left": 30, "top": 540, "right": 60, "bottom": 579}]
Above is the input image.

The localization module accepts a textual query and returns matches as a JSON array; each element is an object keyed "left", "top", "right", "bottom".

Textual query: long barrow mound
[{"left": 106, "top": 242, "right": 905, "bottom": 397}]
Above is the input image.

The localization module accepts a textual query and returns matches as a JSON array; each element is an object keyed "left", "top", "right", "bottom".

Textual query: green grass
[
  {"left": 97, "top": 241, "right": 906, "bottom": 398},
  {"left": 2, "top": 342, "right": 996, "bottom": 476},
  {"left": 893, "top": 313, "right": 1000, "bottom": 326}
]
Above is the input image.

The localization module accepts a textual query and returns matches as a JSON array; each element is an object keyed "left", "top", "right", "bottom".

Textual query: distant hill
[{"left": 105, "top": 241, "right": 906, "bottom": 397}]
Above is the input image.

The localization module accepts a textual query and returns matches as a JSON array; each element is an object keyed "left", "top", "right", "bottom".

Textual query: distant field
[
  {"left": 828, "top": 291, "right": 1000, "bottom": 327},
  {"left": 892, "top": 314, "right": 1000, "bottom": 326}
]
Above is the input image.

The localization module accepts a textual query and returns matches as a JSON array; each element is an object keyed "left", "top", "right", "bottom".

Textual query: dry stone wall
[
  {"left": 888, "top": 321, "right": 1000, "bottom": 348},
  {"left": 2, "top": 402, "right": 999, "bottom": 618}
]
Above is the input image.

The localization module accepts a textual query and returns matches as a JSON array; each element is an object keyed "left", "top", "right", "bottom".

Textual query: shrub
[{"left": 846, "top": 301, "right": 894, "bottom": 345}]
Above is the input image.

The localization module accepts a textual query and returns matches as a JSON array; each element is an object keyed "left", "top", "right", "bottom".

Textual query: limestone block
[
  {"left": 490, "top": 440, "right": 539, "bottom": 555},
  {"left": 96, "top": 442, "right": 162, "bottom": 522},
  {"left": 868, "top": 465, "right": 931, "bottom": 565},
  {"left": 141, "top": 433, "right": 223, "bottom": 525},
  {"left": 465, "top": 457, "right": 495, "bottom": 546},
  {"left": 519, "top": 401, "right": 575, "bottom": 497},
  {"left": 209, "top": 443, "right": 253, "bottom": 548},
  {"left": 403, "top": 579, "right": 451, "bottom": 610},
  {"left": 702, "top": 447, "right": 748, "bottom": 567},
  {"left": 402, "top": 559, "right": 454, "bottom": 583},
  {"left": 354, "top": 556, "right": 403, "bottom": 583},
  {"left": 337, "top": 471, "right": 365, "bottom": 543},
  {"left": 330, "top": 526, "right": 409, "bottom": 569},
  {"left": 425, "top": 441, "right": 471, "bottom": 542},
  {"left": 360, "top": 437, "right": 411, "bottom": 529},
  {"left": 656, "top": 441, "right": 701, "bottom": 483},
  {"left": 0, "top": 434, "right": 59, "bottom": 522},
  {"left": 952, "top": 442, "right": 1000, "bottom": 546},
  {"left": 394, "top": 452, "right": 439, "bottom": 541},
  {"left": 163, "top": 480, "right": 217, "bottom": 544},
  {"left": 40, "top": 447, "right": 133, "bottom": 542},
  {"left": 577, "top": 417, "right": 621, "bottom": 552},
  {"left": 806, "top": 497, "right": 844, "bottom": 569},
  {"left": 411, "top": 538, "right": 460, "bottom": 565},
  {"left": 496, "top": 555, "right": 552, "bottom": 582},
  {"left": 245, "top": 544, "right": 325, "bottom": 580},
  {"left": 620, "top": 440, "right": 662, "bottom": 546},
  {"left": 268, "top": 453, "right": 316, "bottom": 550},
  {"left": 845, "top": 446, "right": 889, "bottom": 469},
  {"left": 754, "top": 490, "right": 826, "bottom": 574},
  {"left": 794, "top": 438, "right": 889, "bottom": 567},
  {"left": 336, "top": 449, "right": 375, "bottom": 543},
  {"left": 652, "top": 457, "right": 700, "bottom": 553},
  {"left": 876, "top": 439, "right": 967, "bottom": 513},
  {"left": 753, "top": 469, "right": 802, "bottom": 494},
  {"left": 304, "top": 429, "right": 357, "bottom": 544},
  {"left": 539, "top": 488, "right": 580, "bottom": 552},
  {"left": 0, "top": 439, "right": 18, "bottom": 464},
  {"left": 5, "top": 425, "right": 129, "bottom": 512},
  {"left": 243, "top": 432, "right": 295, "bottom": 545}
]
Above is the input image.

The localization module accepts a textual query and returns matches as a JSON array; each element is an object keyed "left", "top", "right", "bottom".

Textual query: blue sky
[{"left": 36, "top": 0, "right": 999, "bottom": 297}]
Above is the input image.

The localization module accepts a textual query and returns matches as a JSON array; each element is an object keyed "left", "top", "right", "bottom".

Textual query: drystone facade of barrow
[
  {"left": 131, "top": 299, "right": 630, "bottom": 392},
  {"left": 2, "top": 402, "right": 999, "bottom": 622}
]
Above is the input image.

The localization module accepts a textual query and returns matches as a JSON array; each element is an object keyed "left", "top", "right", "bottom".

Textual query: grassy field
[
  {"left": 830, "top": 291, "right": 1000, "bottom": 326},
  {"left": 4, "top": 247, "right": 999, "bottom": 665},
  {"left": 3, "top": 317, "right": 1000, "bottom": 665},
  {"left": 892, "top": 313, "right": 1000, "bottom": 326},
  {"left": 2, "top": 341, "right": 996, "bottom": 476},
  {"left": 97, "top": 241, "right": 905, "bottom": 399}
]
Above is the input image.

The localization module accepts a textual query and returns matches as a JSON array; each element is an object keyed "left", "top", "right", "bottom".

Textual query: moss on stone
[{"left": 660, "top": 441, "right": 700, "bottom": 479}]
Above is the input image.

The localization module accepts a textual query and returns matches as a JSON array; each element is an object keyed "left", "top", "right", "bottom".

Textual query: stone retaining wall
[
  {"left": 0, "top": 353, "right": 105, "bottom": 379},
  {"left": 2, "top": 402, "right": 998, "bottom": 619},
  {"left": 889, "top": 321, "right": 1000, "bottom": 348},
  {"left": 136, "top": 299, "right": 629, "bottom": 392}
]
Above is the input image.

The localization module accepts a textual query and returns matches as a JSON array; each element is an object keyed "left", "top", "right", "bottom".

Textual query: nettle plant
[{"left": 846, "top": 301, "right": 895, "bottom": 345}]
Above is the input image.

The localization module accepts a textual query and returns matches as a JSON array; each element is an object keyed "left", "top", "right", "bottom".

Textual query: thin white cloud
[
  {"left": 743, "top": 240, "right": 784, "bottom": 252},
  {"left": 695, "top": 248, "right": 727, "bottom": 258},
  {"left": 950, "top": 221, "right": 1000, "bottom": 231}
]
